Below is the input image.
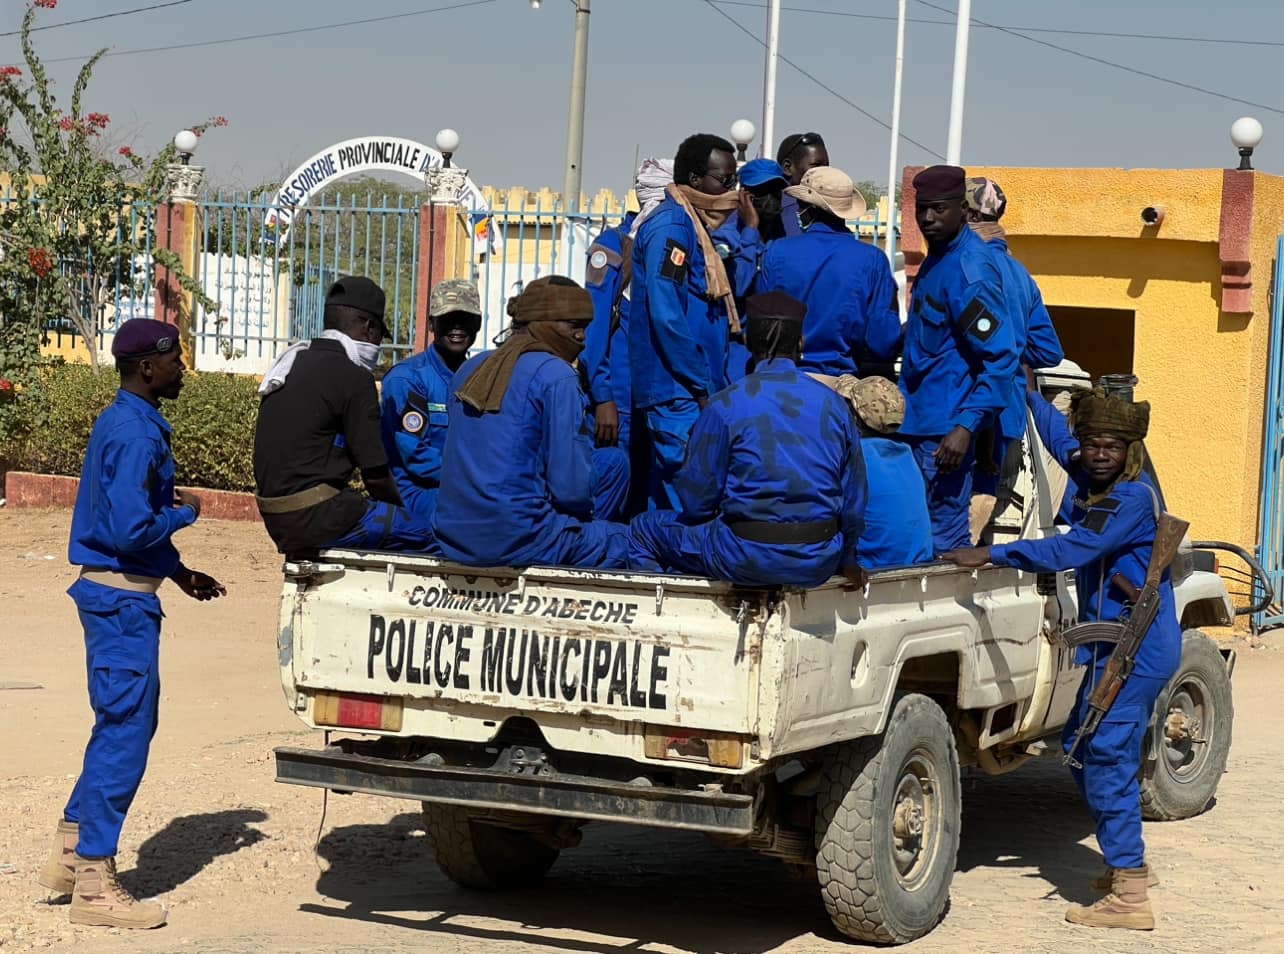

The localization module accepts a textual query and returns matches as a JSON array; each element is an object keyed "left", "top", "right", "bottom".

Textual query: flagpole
[{"left": 884, "top": 0, "right": 907, "bottom": 262}]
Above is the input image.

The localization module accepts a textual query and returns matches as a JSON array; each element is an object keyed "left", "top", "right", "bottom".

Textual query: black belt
[{"left": 723, "top": 516, "right": 839, "bottom": 545}]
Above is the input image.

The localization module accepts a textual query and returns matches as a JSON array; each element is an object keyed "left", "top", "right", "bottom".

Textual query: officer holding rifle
[{"left": 943, "top": 366, "right": 1181, "bottom": 932}]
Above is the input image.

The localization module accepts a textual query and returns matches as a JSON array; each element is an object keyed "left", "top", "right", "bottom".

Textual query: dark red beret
[
  {"left": 111, "top": 319, "right": 180, "bottom": 358},
  {"left": 746, "top": 291, "right": 807, "bottom": 324},
  {"left": 913, "top": 164, "right": 967, "bottom": 201}
]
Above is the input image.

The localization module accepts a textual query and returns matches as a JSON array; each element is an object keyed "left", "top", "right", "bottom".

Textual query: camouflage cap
[
  {"left": 429, "top": 278, "right": 482, "bottom": 318},
  {"left": 965, "top": 177, "right": 1007, "bottom": 220},
  {"left": 835, "top": 374, "right": 905, "bottom": 433}
]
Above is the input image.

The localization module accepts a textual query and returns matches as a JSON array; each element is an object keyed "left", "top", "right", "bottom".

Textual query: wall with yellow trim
[{"left": 968, "top": 166, "right": 1281, "bottom": 548}]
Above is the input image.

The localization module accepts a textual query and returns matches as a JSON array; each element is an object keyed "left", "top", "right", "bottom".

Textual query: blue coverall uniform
[
  {"left": 713, "top": 211, "right": 764, "bottom": 383},
  {"left": 629, "top": 196, "right": 732, "bottom": 509},
  {"left": 628, "top": 358, "right": 866, "bottom": 587},
  {"left": 435, "top": 350, "right": 629, "bottom": 568},
  {"left": 380, "top": 345, "right": 454, "bottom": 519},
  {"left": 989, "top": 397, "right": 1180, "bottom": 871},
  {"left": 64, "top": 390, "right": 198, "bottom": 858},
  {"left": 584, "top": 214, "right": 636, "bottom": 450},
  {"left": 760, "top": 219, "right": 903, "bottom": 377},
  {"left": 900, "top": 225, "right": 1020, "bottom": 553},
  {"left": 859, "top": 436, "right": 934, "bottom": 569}
]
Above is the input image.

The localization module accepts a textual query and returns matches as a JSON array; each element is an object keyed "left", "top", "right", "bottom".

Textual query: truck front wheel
[
  {"left": 1140, "top": 629, "right": 1234, "bottom": 821},
  {"left": 422, "top": 802, "right": 559, "bottom": 890},
  {"left": 814, "top": 693, "right": 961, "bottom": 945}
]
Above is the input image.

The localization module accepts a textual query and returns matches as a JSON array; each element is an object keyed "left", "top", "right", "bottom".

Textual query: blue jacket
[
  {"left": 583, "top": 214, "right": 635, "bottom": 411},
  {"left": 992, "top": 392, "right": 1180, "bottom": 679},
  {"left": 900, "top": 225, "right": 1021, "bottom": 439},
  {"left": 380, "top": 345, "right": 454, "bottom": 517},
  {"left": 713, "top": 211, "right": 764, "bottom": 303},
  {"left": 671, "top": 358, "right": 867, "bottom": 586},
  {"left": 859, "top": 436, "right": 933, "bottom": 569},
  {"left": 779, "top": 192, "right": 805, "bottom": 238},
  {"left": 629, "top": 196, "right": 732, "bottom": 408},
  {"left": 987, "top": 237, "right": 1064, "bottom": 370},
  {"left": 760, "top": 220, "right": 903, "bottom": 377},
  {"left": 69, "top": 389, "right": 196, "bottom": 578},
  {"left": 435, "top": 350, "right": 601, "bottom": 566}
]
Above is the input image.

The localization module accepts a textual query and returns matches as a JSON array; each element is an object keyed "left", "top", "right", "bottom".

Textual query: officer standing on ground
[
  {"left": 380, "top": 278, "right": 482, "bottom": 519},
  {"left": 943, "top": 373, "right": 1177, "bottom": 931},
  {"left": 629, "top": 133, "right": 743, "bottom": 509},
  {"left": 761, "top": 166, "right": 902, "bottom": 378},
  {"left": 899, "top": 165, "right": 1020, "bottom": 553},
  {"left": 253, "top": 276, "right": 436, "bottom": 556},
  {"left": 39, "top": 319, "right": 225, "bottom": 930},
  {"left": 629, "top": 292, "right": 867, "bottom": 587}
]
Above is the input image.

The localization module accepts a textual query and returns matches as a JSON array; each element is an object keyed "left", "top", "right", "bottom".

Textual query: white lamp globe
[
  {"left": 435, "top": 128, "right": 461, "bottom": 154},
  {"left": 730, "top": 118, "right": 756, "bottom": 147},
  {"left": 173, "top": 129, "right": 198, "bottom": 155},
  {"left": 1231, "top": 117, "right": 1263, "bottom": 151}
]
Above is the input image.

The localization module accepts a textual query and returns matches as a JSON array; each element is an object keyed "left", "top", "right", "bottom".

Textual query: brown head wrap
[
  {"left": 456, "top": 277, "right": 592, "bottom": 413},
  {"left": 1070, "top": 387, "right": 1152, "bottom": 497}
]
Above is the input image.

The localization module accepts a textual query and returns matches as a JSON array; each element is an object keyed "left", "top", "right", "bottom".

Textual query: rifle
[{"left": 1061, "top": 511, "right": 1189, "bottom": 770}]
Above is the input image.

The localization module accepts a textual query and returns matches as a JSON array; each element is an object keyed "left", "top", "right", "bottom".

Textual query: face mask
[
  {"left": 752, "top": 193, "right": 782, "bottom": 222},
  {"left": 353, "top": 340, "right": 382, "bottom": 372}
]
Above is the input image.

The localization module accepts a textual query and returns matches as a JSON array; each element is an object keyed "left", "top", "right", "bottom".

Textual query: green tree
[{"left": 0, "top": 0, "right": 224, "bottom": 377}]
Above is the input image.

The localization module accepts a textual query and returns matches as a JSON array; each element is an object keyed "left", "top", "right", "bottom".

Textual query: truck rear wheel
[
  {"left": 1140, "top": 629, "right": 1233, "bottom": 821},
  {"left": 814, "top": 693, "right": 961, "bottom": 945},
  {"left": 422, "top": 802, "right": 559, "bottom": 890}
]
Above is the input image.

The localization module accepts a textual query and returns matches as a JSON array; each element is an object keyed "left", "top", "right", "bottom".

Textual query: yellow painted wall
[{"left": 969, "top": 166, "right": 1282, "bottom": 548}]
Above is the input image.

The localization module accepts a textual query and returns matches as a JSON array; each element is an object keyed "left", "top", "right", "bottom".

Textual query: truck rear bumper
[{"left": 274, "top": 745, "right": 754, "bottom": 835}]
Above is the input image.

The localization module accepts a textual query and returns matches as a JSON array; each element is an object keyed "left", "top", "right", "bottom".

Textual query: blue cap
[
  {"left": 111, "top": 319, "right": 181, "bottom": 358},
  {"left": 739, "top": 158, "right": 788, "bottom": 189}
]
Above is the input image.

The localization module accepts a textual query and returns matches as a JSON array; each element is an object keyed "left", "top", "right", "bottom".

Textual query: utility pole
[
  {"left": 564, "top": 0, "right": 591, "bottom": 213},
  {"left": 760, "top": 0, "right": 782, "bottom": 159},
  {"left": 946, "top": 0, "right": 972, "bottom": 165}
]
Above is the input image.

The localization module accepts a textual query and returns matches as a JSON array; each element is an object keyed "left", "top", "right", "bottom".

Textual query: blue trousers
[
  {"left": 1063, "top": 663, "right": 1169, "bottom": 869},
  {"left": 327, "top": 500, "right": 439, "bottom": 555},
  {"left": 644, "top": 398, "right": 701, "bottom": 511},
  {"left": 63, "top": 579, "right": 162, "bottom": 859},
  {"left": 592, "top": 446, "right": 630, "bottom": 522},
  {"left": 912, "top": 437, "right": 976, "bottom": 554},
  {"left": 399, "top": 485, "right": 439, "bottom": 524}
]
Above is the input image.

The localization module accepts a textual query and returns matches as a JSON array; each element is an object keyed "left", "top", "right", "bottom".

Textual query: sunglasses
[
  {"left": 784, "top": 132, "right": 824, "bottom": 162},
  {"left": 703, "top": 170, "right": 738, "bottom": 189}
]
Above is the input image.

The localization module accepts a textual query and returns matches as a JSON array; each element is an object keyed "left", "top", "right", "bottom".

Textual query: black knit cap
[
  {"left": 913, "top": 164, "right": 967, "bottom": 201},
  {"left": 746, "top": 291, "right": 807, "bottom": 324}
]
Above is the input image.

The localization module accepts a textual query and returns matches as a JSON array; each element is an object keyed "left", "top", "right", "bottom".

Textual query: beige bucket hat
[{"left": 785, "top": 167, "right": 868, "bottom": 220}]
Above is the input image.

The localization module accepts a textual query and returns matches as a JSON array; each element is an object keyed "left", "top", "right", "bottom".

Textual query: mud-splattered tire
[
  {"left": 814, "top": 693, "right": 961, "bottom": 945},
  {"left": 422, "top": 802, "right": 558, "bottom": 889},
  {"left": 1141, "top": 630, "right": 1233, "bottom": 821}
]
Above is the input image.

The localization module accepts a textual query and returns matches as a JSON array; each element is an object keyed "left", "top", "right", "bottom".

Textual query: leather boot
[
  {"left": 1066, "top": 866, "right": 1155, "bottom": 930},
  {"left": 69, "top": 854, "right": 167, "bottom": 929},
  {"left": 37, "top": 819, "right": 78, "bottom": 896},
  {"left": 1091, "top": 860, "right": 1159, "bottom": 894}
]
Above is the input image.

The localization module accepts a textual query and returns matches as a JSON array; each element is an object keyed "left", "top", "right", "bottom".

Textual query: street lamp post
[
  {"left": 730, "top": 118, "right": 756, "bottom": 167},
  {"left": 564, "top": 0, "right": 591, "bottom": 213},
  {"left": 945, "top": 0, "right": 972, "bottom": 165},
  {"left": 164, "top": 129, "right": 204, "bottom": 201}
]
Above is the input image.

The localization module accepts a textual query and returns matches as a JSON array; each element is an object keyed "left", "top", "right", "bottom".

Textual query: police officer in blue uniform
[
  {"left": 900, "top": 165, "right": 1021, "bottom": 554},
  {"left": 583, "top": 210, "right": 637, "bottom": 450},
  {"left": 776, "top": 131, "right": 830, "bottom": 238},
  {"left": 944, "top": 378, "right": 1177, "bottom": 931},
  {"left": 721, "top": 158, "right": 786, "bottom": 382},
  {"left": 761, "top": 166, "right": 902, "bottom": 378},
  {"left": 254, "top": 276, "right": 437, "bottom": 556},
  {"left": 629, "top": 134, "right": 743, "bottom": 509},
  {"left": 380, "top": 278, "right": 482, "bottom": 518},
  {"left": 436, "top": 277, "right": 629, "bottom": 568},
  {"left": 629, "top": 292, "right": 868, "bottom": 588},
  {"left": 38, "top": 319, "right": 225, "bottom": 930}
]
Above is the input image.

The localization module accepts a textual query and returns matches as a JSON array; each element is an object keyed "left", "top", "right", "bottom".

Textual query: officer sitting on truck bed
[
  {"left": 943, "top": 368, "right": 1179, "bottom": 932},
  {"left": 628, "top": 291, "right": 868, "bottom": 588}
]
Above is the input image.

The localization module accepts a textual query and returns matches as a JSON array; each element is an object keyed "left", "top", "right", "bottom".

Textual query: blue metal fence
[{"left": 1255, "top": 235, "right": 1284, "bottom": 628}]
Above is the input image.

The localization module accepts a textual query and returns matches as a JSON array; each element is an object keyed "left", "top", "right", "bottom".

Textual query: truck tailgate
[{"left": 282, "top": 552, "right": 769, "bottom": 737}]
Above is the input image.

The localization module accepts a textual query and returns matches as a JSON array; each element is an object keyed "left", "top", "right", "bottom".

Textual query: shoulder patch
[
  {"left": 660, "top": 238, "right": 690, "bottom": 285},
  {"left": 401, "top": 410, "right": 426, "bottom": 435},
  {"left": 1081, "top": 500, "right": 1120, "bottom": 534},
  {"left": 960, "top": 297, "right": 1001, "bottom": 342},
  {"left": 586, "top": 242, "right": 623, "bottom": 287}
]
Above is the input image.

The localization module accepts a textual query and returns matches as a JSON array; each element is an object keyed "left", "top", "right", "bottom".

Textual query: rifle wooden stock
[{"left": 1147, "top": 513, "right": 1190, "bottom": 589}]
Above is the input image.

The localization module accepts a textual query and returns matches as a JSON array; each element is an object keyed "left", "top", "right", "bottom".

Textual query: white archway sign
[{"left": 263, "top": 135, "right": 492, "bottom": 241}]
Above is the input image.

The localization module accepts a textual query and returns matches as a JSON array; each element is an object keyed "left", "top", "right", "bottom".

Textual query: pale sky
[{"left": 3, "top": 0, "right": 1282, "bottom": 197}]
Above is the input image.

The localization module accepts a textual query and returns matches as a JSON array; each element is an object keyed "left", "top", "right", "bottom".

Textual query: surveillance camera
[{"left": 1141, "top": 206, "right": 1166, "bottom": 227}]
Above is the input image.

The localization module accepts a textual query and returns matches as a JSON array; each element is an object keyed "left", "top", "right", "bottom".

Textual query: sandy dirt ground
[{"left": 2, "top": 508, "right": 1282, "bottom": 954}]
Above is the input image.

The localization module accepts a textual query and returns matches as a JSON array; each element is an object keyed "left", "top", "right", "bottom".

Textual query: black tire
[
  {"left": 814, "top": 693, "right": 961, "bottom": 945},
  {"left": 422, "top": 802, "right": 559, "bottom": 890},
  {"left": 1140, "top": 629, "right": 1234, "bottom": 821}
]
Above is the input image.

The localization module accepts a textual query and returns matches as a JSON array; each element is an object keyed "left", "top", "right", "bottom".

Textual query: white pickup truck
[{"left": 272, "top": 366, "right": 1254, "bottom": 945}]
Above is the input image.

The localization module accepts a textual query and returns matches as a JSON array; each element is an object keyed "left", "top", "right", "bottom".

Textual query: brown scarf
[
  {"left": 969, "top": 221, "right": 1007, "bottom": 243},
  {"left": 667, "top": 184, "right": 742, "bottom": 333},
  {"left": 456, "top": 282, "right": 593, "bottom": 413}
]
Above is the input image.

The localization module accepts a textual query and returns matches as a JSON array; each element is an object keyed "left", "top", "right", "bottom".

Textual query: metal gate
[{"left": 1256, "top": 236, "right": 1284, "bottom": 627}]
